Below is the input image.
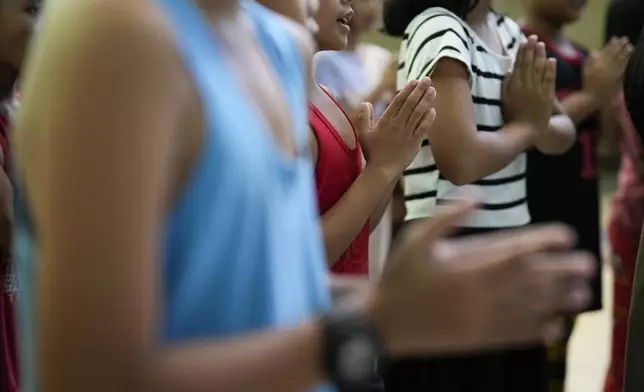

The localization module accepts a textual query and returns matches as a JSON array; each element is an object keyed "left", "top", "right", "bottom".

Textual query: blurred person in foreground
[
  {"left": 606, "top": 1, "right": 644, "bottom": 391},
  {"left": 0, "top": 1, "right": 37, "bottom": 392},
  {"left": 12, "top": 0, "right": 595, "bottom": 391},
  {"left": 521, "top": 0, "right": 633, "bottom": 390}
]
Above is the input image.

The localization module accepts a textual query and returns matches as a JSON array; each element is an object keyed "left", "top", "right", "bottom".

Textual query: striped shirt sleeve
[{"left": 402, "top": 10, "right": 472, "bottom": 83}]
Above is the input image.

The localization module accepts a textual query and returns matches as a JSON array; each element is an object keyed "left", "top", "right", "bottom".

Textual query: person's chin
[{"left": 334, "top": 36, "right": 348, "bottom": 51}]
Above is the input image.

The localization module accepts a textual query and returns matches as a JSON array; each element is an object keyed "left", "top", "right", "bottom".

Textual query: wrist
[
  {"left": 363, "top": 162, "right": 401, "bottom": 186},
  {"left": 502, "top": 121, "right": 541, "bottom": 147},
  {"left": 363, "top": 293, "right": 398, "bottom": 356},
  {"left": 579, "top": 88, "right": 607, "bottom": 108}
]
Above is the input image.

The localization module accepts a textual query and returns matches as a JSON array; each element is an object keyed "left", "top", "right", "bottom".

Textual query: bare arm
[
  {"left": 17, "top": 2, "right": 330, "bottom": 391},
  {"left": 560, "top": 91, "right": 603, "bottom": 125},
  {"left": 330, "top": 275, "right": 370, "bottom": 304},
  {"left": 534, "top": 99, "right": 576, "bottom": 155},
  {"left": 429, "top": 59, "right": 536, "bottom": 185},
  {"left": 369, "top": 184, "right": 395, "bottom": 232},
  {"left": 310, "top": 129, "right": 397, "bottom": 265}
]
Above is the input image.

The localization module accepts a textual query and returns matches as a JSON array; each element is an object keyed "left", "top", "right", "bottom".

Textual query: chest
[
  {"left": 309, "top": 86, "right": 357, "bottom": 149},
  {"left": 223, "top": 34, "right": 298, "bottom": 158}
]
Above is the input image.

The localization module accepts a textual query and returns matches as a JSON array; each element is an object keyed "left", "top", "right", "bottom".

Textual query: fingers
[
  {"left": 383, "top": 79, "right": 418, "bottom": 117},
  {"left": 541, "top": 58, "right": 556, "bottom": 95},
  {"left": 541, "top": 318, "right": 566, "bottom": 345},
  {"left": 354, "top": 102, "right": 374, "bottom": 140},
  {"left": 603, "top": 36, "right": 622, "bottom": 58},
  {"left": 406, "top": 198, "right": 477, "bottom": 252},
  {"left": 397, "top": 77, "right": 431, "bottom": 123},
  {"left": 522, "top": 36, "right": 538, "bottom": 87},
  {"left": 617, "top": 39, "right": 634, "bottom": 66},
  {"left": 528, "top": 251, "right": 596, "bottom": 314},
  {"left": 533, "top": 42, "right": 547, "bottom": 88},
  {"left": 445, "top": 224, "right": 577, "bottom": 265},
  {"left": 514, "top": 42, "right": 526, "bottom": 73},
  {"left": 408, "top": 85, "right": 436, "bottom": 133},
  {"left": 605, "top": 36, "right": 633, "bottom": 70},
  {"left": 414, "top": 107, "right": 436, "bottom": 140}
]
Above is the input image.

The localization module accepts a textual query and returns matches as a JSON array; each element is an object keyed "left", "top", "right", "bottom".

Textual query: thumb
[
  {"left": 406, "top": 187, "right": 481, "bottom": 249},
  {"left": 384, "top": 197, "right": 475, "bottom": 275},
  {"left": 354, "top": 102, "right": 374, "bottom": 139},
  {"left": 502, "top": 71, "right": 512, "bottom": 95}
]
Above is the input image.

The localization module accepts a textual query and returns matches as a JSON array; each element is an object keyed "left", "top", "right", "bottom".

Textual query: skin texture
[
  {"left": 523, "top": 0, "right": 632, "bottom": 146},
  {"left": 14, "top": 1, "right": 595, "bottom": 391},
  {"left": 310, "top": 0, "right": 438, "bottom": 266}
]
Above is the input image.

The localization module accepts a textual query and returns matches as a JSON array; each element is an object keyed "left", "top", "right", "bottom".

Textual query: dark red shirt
[{"left": 309, "top": 90, "right": 369, "bottom": 275}]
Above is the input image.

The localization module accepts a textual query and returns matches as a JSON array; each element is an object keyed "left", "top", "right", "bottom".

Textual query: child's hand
[
  {"left": 358, "top": 77, "right": 436, "bottom": 179},
  {"left": 583, "top": 37, "right": 633, "bottom": 102},
  {"left": 502, "top": 36, "right": 556, "bottom": 137}
]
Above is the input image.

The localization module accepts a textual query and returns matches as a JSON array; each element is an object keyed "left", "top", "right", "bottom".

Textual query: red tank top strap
[
  {"left": 308, "top": 96, "right": 369, "bottom": 276},
  {"left": 318, "top": 85, "right": 360, "bottom": 143}
]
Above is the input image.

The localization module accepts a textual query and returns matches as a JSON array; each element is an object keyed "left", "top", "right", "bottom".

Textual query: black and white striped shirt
[{"left": 398, "top": 7, "right": 528, "bottom": 228}]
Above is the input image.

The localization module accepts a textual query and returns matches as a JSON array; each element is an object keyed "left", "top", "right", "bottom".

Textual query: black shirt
[{"left": 521, "top": 29, "right": 602, "bottom": 311}]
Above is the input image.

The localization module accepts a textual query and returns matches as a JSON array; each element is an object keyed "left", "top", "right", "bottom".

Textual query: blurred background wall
[{"left": 367, "top": 0, "right": 613, "bottom": 51}]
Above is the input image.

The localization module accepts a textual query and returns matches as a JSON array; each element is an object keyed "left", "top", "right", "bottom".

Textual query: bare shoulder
[
  {"left": 17, "top": 0, "right": 184, "bottom": 136},
  {"left": 15, "top": 0, "right": 188, "bottom": 213},
  {"left": 32, "top": 0, "right": 177, "bottom": 69},
  {"left": 268, "top": 10, "right": 316, "bottom": 62}
]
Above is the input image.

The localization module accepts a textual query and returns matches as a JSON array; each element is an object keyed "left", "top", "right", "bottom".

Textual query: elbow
[
  {"left": 438, "top": 162, "right": 478, "bottom": 186},
  {"left": 536, "top": 115, "right": 576, "bottom": 155}
]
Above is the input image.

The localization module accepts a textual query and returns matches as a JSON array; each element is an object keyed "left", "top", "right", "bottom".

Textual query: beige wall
[
  {"left": 496, "top": 0, "right": 610, "bottom": 49},
  {"left": 368, "top": 0, "right": 612, "bottom": 50}
]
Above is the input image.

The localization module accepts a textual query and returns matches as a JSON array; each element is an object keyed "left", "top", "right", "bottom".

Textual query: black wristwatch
[{"left": 321, "top": 311, "right": 385, "bottom": 392}]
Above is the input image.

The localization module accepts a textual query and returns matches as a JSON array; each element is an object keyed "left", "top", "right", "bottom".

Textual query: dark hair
[
  {"left": 623, "top": 36, "right": 644, "bottom": 144},
  {"left": 605, "top": 0, "right": 644, "bottom": 45},
  {"left": 611, "top": 0, "right": 644, "bottom": 143},
  {"left": 382, "top": 0, "right": 478, "bottom": 37}
]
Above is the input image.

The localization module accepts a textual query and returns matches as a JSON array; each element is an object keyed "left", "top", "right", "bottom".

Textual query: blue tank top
[{"left": 13, "top": 1, "right": 334, "bottom": 391}]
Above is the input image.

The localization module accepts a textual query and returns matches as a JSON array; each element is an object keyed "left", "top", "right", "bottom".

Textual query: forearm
[
  {"left": 46, "top": 322, "right": 326, "bottom": 392},
  {"left": 149, "top": 324, "right": 325, "bottom": 392},
  {"left": 321, "top": 165, "right": 396, "bottom": 265},
  {"left": 370, "top": 179, "right": 398, "bottom": 232},
  {"left": 330, "top": 275, "right": 370, "bottom": 304},
  {"left": 535, "top": 114, "right": 576, "bottom": 155},
  {"left": 560, "top": 91, "right": 602, "bottom": 125},
  {"left": 445, "top": 122, "right": 535, "bottom": 185}
]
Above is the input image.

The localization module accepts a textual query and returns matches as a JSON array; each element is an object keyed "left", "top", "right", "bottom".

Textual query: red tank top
[{"left": 309, "top": 91, "right": 369, "bottom": 275}]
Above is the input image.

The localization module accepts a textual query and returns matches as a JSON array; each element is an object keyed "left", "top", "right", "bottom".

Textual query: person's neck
[
  {"left": 467, "top": 0, "right": 491, "bottom": 27},
  {"left": 196, "top": 0, "right": 239, "bottom": 17},
  {"left": 523, "top": 15, "right": 563, "bottom": 43},
  {"left": 345, "top": 32, "right": 361, "bottom": 51}
]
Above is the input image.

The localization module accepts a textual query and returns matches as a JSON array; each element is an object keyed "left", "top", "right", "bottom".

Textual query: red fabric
[
  {"left": 604, "top": 220, "right": 642, "bottom": 392},
  {"left": 0, "top": 112, "right": 18, "bottom": 392},
  {"left": 309, "top": 91, "right": 369, "bottom": 275},
  {"left": 610, "top": 94, "right": 644, "bottom": 230},
  {"left": 604, "top": 94, "right": 644, "bottom": 392}
]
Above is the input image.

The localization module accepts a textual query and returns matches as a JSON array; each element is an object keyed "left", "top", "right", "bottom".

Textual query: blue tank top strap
[{"left": 242, "top": 2, "right": 310, "bottom": 153}]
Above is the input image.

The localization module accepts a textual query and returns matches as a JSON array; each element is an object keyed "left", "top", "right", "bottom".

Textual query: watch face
[{"left": 337, "top": 336, "right": 379, "bottom": 382}]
